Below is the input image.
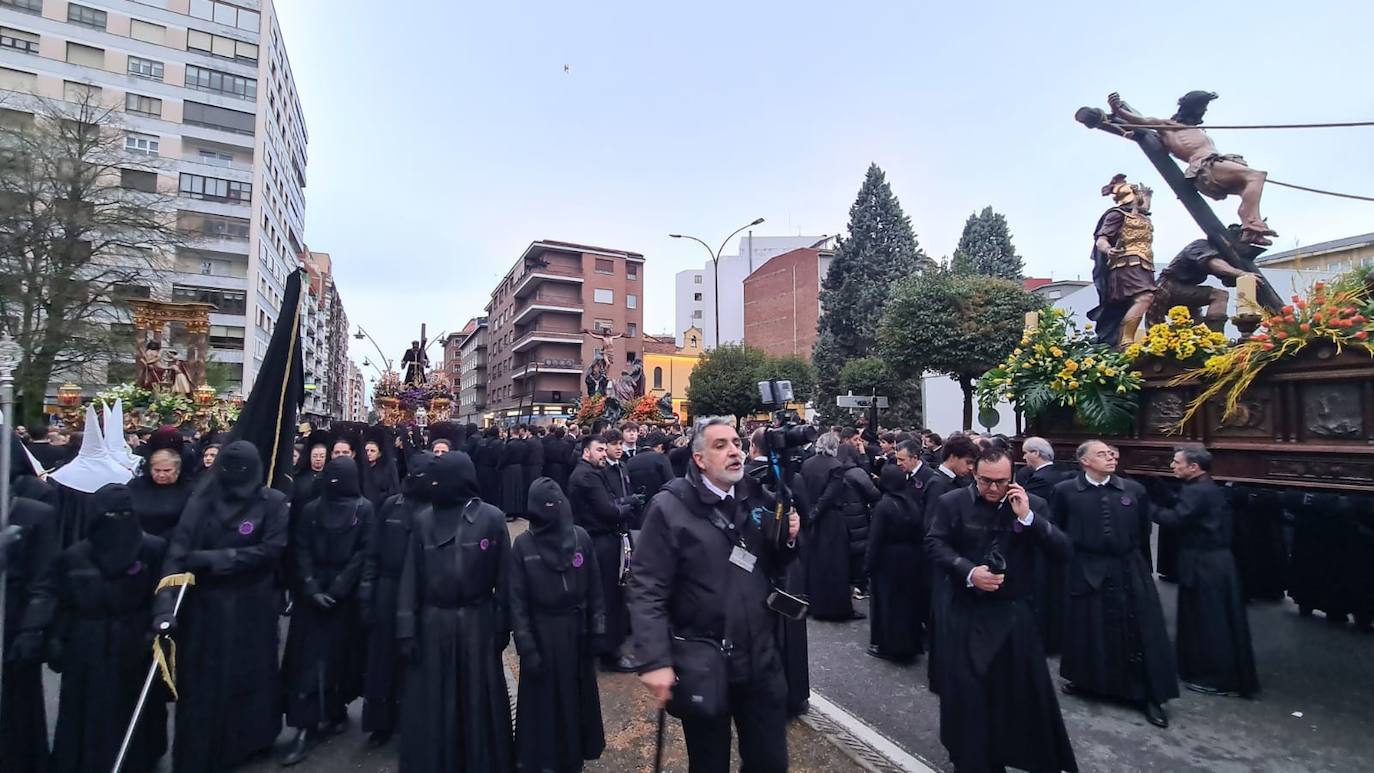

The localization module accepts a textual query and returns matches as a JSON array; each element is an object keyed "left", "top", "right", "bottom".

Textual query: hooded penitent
[
  {"left": 402, "top": 451, "right": 437, "bottom": 500},
  {"left": 104, "top": 399, "right": 142, "bottom": 473},
  {"left": 89, "top": 483, "right": 145, "bottom": 576},
  {"left": 429, "top": 451, "right": 481, "bottom": 507},
  {"left": 49, "top": 404, "right": 133, "bottom": 494},
  {"left": 526, "top": 477, "right": 575, "bottom": 571}
]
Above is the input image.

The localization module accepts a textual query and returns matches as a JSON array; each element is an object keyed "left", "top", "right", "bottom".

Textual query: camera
[{"left": 756, "top": 380, "right": 818, "bottom": 456}]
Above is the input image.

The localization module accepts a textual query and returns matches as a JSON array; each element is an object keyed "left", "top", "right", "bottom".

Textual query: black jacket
[
  {"left": 1017, "top": 463, "right": 1066, "bottom": 505},
  {"left": 626, "top": 449, "right": 674, "bottom": 500},
  {"left": 567, "top": 460, "right": 631, "bottom": 536},
  {"left": 626, "top": 466, "right": 796, "bottom": 682}
]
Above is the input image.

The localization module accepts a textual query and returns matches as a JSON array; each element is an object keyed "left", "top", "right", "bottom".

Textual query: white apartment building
[
  {"left": 0, "top": 0, "right": 307, "bottom": 395},
  {"left": 673, "top": 234, "right": 832, "bottom": 348}
]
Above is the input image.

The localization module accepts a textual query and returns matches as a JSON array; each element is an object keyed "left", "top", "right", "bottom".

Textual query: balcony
[
  {"left": 511, "top": 357, "right": 583, "bottom": 380},
  {"left": 513, "top": 264, "right": 583, "bottom": 298},
  {"left": 511, "top": 329, "right": 582, "bottom": 353},
  {"left": 513, "top": 291, "right": 584, "bottom": 324}
]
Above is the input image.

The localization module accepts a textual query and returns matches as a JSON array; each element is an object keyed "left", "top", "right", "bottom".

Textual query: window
[
  {"left": 179, "top": 172, "right": 251, "bottom": 202},
  {"left": 129, "top": 19, "right": 165, "bottom": 44},
  {"left": 185, "top": 65, "right": 256, "bottom": 100},
  {"left": 63, "top": 80, "right": 100, "bottom": 103},
  {"left": 693, "top": 274, "right": 703, "bottom": 284},
  {"left": 627, "top": 294, "right": 637, "bottom": 310},
  {"left": 174, "top": 285, "right": 246, "bottom": 314},
  {"left": 627, "top": 323, "right": 637, "bottom": 337},
  {"left": 692, "top": 309, "right": 702, "bottom": 319},
  {"left": 67, "top": 4, "right": 107, "bottom": 30},
  {"left": 187, "top": 29, "right": 258, "bottom": 63},
  {"left": 198, "top": 149, "right": 233, "bottom": 166},
  {"left": 593, "top": 288, "right": 613, "bottom": 305},
  {"left": 593, "top": 319, "right": 613, "bottom": 334},
  {"left": 0, "top": 27, "right": 38, "bottom": 54},
  {"left": 190, "top": 0, "right": 260, "bottom": 31},
  {"left": 689, "top": 338, "right": 698, "bottom": 350},
  {"left": 208, "top": 324, "right": 245, "bottom": 349},
  {"left": 125, "top": 132, "right": 160, "bottom": 155},
  {"left": 0, "top": 68, "right": 36, "bottom": 91},
  {"left": 627, "top": 265, "right": 638, "bottom": 280},
  {"left": 595, "top": 258, "right": 614, "bottom": 274},
  {"left": 127, "top": 56, "right": 164, "bottom": 81},
  {"left": 119, "top": 168, "right": 158, "bottom": 192},
  {"left": 653, "top": 367, "right": 663, "bottom": 389},
  {"left": 183, "top": 101, "right": 255, "bottom": 135},
  {"left": 65, "top": 42, "right": 105, "bottom": 68},
  {"left": 124, "top": 93, "right": 162, "bottom": 118},
  {"left": 693, "top": 292, "right": 702, "bottom": 301},
  {"left": 0, "top": 0, "right": 42, "bottom": 14}
]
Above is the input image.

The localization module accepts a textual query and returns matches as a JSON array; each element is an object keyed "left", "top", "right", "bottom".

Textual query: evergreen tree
[
  {"left": 949, "top": 206, "right": 1024, "bottom": 280},
  {"left": 814, "top": 163, "right": 929, "bottom": 422}
]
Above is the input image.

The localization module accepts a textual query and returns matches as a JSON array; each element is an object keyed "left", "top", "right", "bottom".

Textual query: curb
[{"left": 801, "top": 691, "right": 939, "bottom": 773}]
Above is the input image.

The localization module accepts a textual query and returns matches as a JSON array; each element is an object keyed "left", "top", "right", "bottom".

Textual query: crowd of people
[{"left": 0, "top": 408, "right": 1262, "bottom": 773}]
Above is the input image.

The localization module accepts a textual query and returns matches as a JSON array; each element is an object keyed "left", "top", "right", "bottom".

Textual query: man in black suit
[
  {"left": 24, "top": 422, "right": 67, "bottom": 472},
  {"left": 1017, "top": 436, "right": 1068, "bottom": 654},
  {"left": 626, "top": 431, "right": 674, "bottom": 502}
]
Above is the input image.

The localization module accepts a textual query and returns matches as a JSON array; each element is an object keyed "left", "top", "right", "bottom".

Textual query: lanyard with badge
[{"left": 706, "top": 504, "right": 757, "bottom": 574}]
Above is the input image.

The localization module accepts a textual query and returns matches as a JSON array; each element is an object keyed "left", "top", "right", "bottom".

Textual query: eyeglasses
[{"left": 975, "top": 476, "right": 1011, "bottom": 489}]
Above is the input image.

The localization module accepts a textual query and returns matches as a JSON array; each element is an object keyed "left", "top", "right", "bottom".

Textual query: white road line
[{"left": 806, "top": 690, "right": 939, "bottom": 773}]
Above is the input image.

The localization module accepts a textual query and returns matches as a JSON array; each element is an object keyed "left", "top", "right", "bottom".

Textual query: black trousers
[{"left": 681, "top": 671, "right": 788, "bottom": 773}]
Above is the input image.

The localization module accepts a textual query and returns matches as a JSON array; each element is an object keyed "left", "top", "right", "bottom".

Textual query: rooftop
[{"left": 1256, "top": 232, "right": 1374, "bottom": 266}]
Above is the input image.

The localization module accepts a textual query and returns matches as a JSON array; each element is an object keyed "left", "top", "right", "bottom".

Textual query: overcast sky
[{"left": 274, "top": 0, "right": 1374, "bottom": 379}]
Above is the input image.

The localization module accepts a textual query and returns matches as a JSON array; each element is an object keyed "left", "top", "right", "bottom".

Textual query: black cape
[
  {"left": 498, "top": 437, "right": 529, "bottom": 516},
  {"left": 1, "top": 492, "right": 58, "bottom": 773},
  {"left": 865, "top": 466, "right": 927, "bottom": 659},
  {"left": 396, "top": 453, "right": 513, "bottom": 772},
  {"left": 799, "top": 453, "right": 854, "bottom": 620},
  {"left": 511, "top": 477, "right": 606, "bottom": 771},
  {"left": 567, "top": 459, "right": 632, "bottom": 657}
]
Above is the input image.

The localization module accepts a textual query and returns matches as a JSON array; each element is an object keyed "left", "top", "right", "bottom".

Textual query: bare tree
[{"left": 0, "top": 92, "right": 187, "bottom": 423}]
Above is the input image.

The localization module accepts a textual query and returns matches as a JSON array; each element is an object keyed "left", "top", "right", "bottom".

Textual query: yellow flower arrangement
[{"left": 1128, "top": 306, "right": 1230, "bottom": 365}]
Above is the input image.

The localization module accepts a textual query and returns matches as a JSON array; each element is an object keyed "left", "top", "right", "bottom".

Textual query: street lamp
[
  {"left": 353, "top": 326, "right": 394, "bottom": 372},
  {"left": 670, "top": 217, "right": 765, "bottom": 349}
]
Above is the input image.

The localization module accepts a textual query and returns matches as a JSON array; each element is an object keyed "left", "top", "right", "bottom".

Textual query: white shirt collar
[
  {"left": 938, "top": 464, "right": 958, "bottom": 480},
  {"left": 702, "top": 476, "right": 736, "bottom": 501},
  {"left": 908, "top": 460, "right": 925, "bottom": 477},
  {"left": 1086, "top": 473, "right": 1111, "bottom": 487},
  {"left": 1034, "top": 461, "right": 1054, "bottom": 471}
]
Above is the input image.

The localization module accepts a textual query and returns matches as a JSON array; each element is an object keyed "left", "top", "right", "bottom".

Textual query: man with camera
[
  {"left": 628, "top": 417, "right": 801, "bottom": 773},
  {"left": 925, "top": 446, "right": 1077, "bottom": 773}
]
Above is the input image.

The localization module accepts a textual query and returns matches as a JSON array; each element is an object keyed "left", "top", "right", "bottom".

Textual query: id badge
[{"left": 729, "top": 545, "right": 758, "bottom": 573}]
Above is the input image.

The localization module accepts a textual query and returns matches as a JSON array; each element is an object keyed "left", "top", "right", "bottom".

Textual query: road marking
[{"left": 803, "top": 691, "right": 939, "bottom": 773}]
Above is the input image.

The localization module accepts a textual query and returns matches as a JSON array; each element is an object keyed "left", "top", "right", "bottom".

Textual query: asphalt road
[{"left": 807, "top": 580, "right": 1374, "bottom": 772}]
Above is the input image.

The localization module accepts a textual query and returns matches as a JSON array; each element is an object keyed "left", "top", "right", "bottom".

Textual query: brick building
[
  {"left": 741, "top": 247, "right": 833, "bottom": 358},
  {"left": 484, "top": 240, "right": 645, "bottom": 425}
]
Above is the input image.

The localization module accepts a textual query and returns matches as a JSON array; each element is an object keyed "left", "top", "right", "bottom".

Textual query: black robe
[
  {"left": 22, "top": 531, "right": 168, "bottom": 773},
  {"left": 567, "top": 459, "right": 632, "bottom": 657},
  {"left": 1052, "top": 474, "right": 1178, "bottom": 705},
  {"left": 1154, "top": 475, "right": 1260, "bottom": 696},
  {"left": 477, "top": 437, "right": 503, "bottom": 507},
  {"left": 865, "top": 468, "right": 926, "bottom": 659},
  {"left": 920, "top": 467, "right": 961, "bottom": 693},
  {"left": 522, "top": 438, "right": 544, "bottom": 502},
  {"left": 362, "top": 490, "right": 422, "bottom": 735},
  {"left": 510, "top": 515, "right": 605, "bottom": 772},
  {"left": 824, "top": 448, "right": 881, "bottom": 590},
  {"left": 799, "top": 454, "right": 853, "bottom": 621},
  {"left": 1018, "top": 463, "right": 1068, "bottom": 654},
  {"left": 396, "top": 456, "right": 513, "bottom": 773},
  {"left": 128, "top": 475, "right": 191, "bottom": 539},
  {"left": 154, "top": 462, "right": 289, "bottom": 773},
  {"left": 1, "top": 494, "right": 58, "bottom": 773},
  {"left": 541, "top": 435, "right": 572, "bottom": 492},
  {"left": 499, "top": 438, "right": 528, "bottom": 516},
  {"left": 926, "top": 487, "right": 1077, "bottom": 773},
  {"left": 361, "top": 459, "right": 400, "bottom": 512},
  {"left": 282, "top": 460, "right": 375, "bottom": 729},
  {"left": 745, "top": 457, "right": 811, "bottom": 717}
]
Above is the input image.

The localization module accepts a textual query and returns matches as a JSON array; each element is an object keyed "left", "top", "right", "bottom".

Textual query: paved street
[{"left": 808, "top": 580, "right": 1374, "bottom": 772}]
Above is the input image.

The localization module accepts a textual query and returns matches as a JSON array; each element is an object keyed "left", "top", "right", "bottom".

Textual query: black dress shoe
[
  {"left": 1144, "top": 702, "right": 1169, "bottom": 728},
  {"left": 279, "top": 729, "right": 312, "bottom": 767},
  {"left": 366, "top": 730, "right": 391, "bottom": 748}
]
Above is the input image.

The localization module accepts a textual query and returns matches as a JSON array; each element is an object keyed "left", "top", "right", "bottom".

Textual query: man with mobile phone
[{"left": 925, "top": 446, "right": 1076, "bottom": 773}]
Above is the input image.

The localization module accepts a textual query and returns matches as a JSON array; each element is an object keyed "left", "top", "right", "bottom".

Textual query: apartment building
[
  {"left": 455, "top": 316, "right": 486, "bottom": 424},
  {"left": 301, "top": 249, "right": 348, "bottom": 420},
  {"left": 0, "top": 0, "right": 308, "bottom": 395},
  {"left": 484, "top": 241, "right": 644, "bottom": 425}
]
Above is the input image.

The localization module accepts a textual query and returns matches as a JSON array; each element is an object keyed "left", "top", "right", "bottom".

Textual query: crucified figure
[
  {"left": 1107, "top": 91, "right": 1276, "bottom": 246},
  {"left": 582, "top": 328, "right": 623, "bottom": 364}
]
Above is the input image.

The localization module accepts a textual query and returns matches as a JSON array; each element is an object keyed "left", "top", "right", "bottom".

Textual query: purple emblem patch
[
  {"left": 351, "top": 515, "right": 359, "bottom": 527},
  {"left": 572, "top": 552, "right": 585, "bottom": 568},
  {"left": 238, "top": 520, "right": 255, "bottom": 536},
  {"left": 914, "top": 480, "right": 925, "bottom": 489},
  {"left": 127, "top": 560, "right": 144, "bottom": 576},
  {"left": 479, "top": 538, "right": 490, "bottom": 551},
  {"left": 1121, "top": 496, "right": 1133, "bottom": 507}
]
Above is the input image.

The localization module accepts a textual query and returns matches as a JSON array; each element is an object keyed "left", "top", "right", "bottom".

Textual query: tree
[
  {"left": 950, "top": 206, "right": 1024, "bottom": 280},
  {"left": 685, "top": 344, "right": 768, "bottom": 423},
  {"left": 0, "top": 94, "right": 184, "bottom": 423},
  {"left": 837, "top": 355, "right": 922, "bottom": 428},
  {"left": 814, "top": 163, "right": 932, "bottom": 422},
  {"left": 879, "top": 271, "right": 1041, "bottom": 430}
]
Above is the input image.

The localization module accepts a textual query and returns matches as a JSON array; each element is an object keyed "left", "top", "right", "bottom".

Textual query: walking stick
[
  {"left": 653, "top": 707, "right": 666, "bottom": 773},
  {"left": 112, "top": 577, "right": 193, "bottom": 773}
]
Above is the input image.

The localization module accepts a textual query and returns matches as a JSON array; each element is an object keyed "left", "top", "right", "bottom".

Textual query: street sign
[{"left": 836, "top": 395, "right": 888, "bottom": 409}]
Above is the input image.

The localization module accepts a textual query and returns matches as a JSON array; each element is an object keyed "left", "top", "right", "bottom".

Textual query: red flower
[
  {"left": 1299, "top": 323, "right": 1311, "bottom": 333},
  {"left": 1262, "top": 342, "right": 1275, "bottom": 351},
  {"left": 1281, "top": 305, "right": 1294, "bottom": 314},
  {"left": 1275, "top": 331, "right": 1289, "bottom": 339},
  {"left": 1354, "top": 331, "right": 1369, "bottom": 341}
]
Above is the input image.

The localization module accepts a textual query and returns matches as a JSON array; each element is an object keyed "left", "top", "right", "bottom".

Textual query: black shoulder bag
[{"left": 665, "top": 502, "right": 740, "bottom": 721}]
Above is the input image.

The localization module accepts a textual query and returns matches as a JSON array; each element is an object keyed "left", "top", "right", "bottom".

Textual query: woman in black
[
  {"left": 128, "top": 448, "right": 191, "bottom": 538},
  {"left": 865, "top": 464, "right": 926, "bottom": 661},
  {"left": 360, "top": 429, "right": 400, "bottom": 511},
  {"left": 396, "top": 451, "right": 513, "bottom": 773},
  {"left": 510, "top": 477, "right": 605, "bottom": 772},
  {"left": 279, "top": 457, "right": 375, "bottom": 764},
  {"left": 18, "top": 484, "right": 168, "bottom": 773}
]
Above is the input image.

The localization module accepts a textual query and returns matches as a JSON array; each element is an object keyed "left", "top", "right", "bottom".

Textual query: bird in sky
[{"left": 563, "top": 64, "right": 571, "bottom": 74}]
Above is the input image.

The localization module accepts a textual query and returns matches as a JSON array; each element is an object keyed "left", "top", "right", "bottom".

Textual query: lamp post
[
  {"left": 0, "top": 332, "right": 24, "bottom": 662},
  {"left": 670, "top": 217, "right": 765, "bottom": 349},
  {"left": 353, "top": 326, "right": 394, "bottom": 372}
]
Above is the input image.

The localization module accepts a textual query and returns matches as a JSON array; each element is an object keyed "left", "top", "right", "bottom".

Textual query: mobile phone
[{"left": 767, "top": 589, "right": 810, "bottom": 621}]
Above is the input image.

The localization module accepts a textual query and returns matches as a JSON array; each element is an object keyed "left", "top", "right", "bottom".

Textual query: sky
[{"left": 274, "top": 0, "right": 1374, "bottom": 382}]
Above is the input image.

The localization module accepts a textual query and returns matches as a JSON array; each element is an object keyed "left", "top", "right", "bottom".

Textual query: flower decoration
[{"left": 1126, "top": 306, "right": 1230, "bottom": 364}]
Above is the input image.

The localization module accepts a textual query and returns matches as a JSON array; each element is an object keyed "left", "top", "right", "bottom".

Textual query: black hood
[
  {"left": 8, "top": 429, "right": 33, "bottom": 483},
  {"left": 89, "top": 483, "right": 144, "bottom": 576},
  {"left": 429, "top": 451, "right": 480, "bottom": 506},
  {"left": 878, "top": 463, "right": 907, "bottom": 493},
  {"left": 526, "top": 476, "right": 575, "bottom": 571},
  {"left": 402, "top": 452, "right": 437, "bottom": 500},
  {"left": 322, "top": 456, "right": 361, "bottom": 500},
  {"left": 214, "top": 440, "right": 263, "bottom": 500}
]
